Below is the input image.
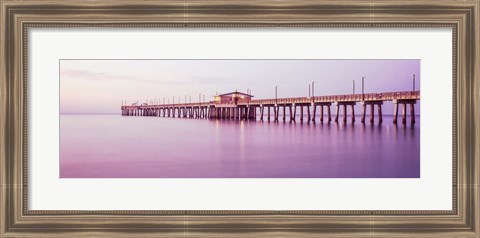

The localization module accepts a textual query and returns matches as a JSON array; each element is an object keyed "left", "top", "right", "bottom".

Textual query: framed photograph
[
  {"left": 61, "top": 59, "right": 421, "bottom": 179},
  {"left": 1, "top": 0, "right": 478, "bottom": 237}
]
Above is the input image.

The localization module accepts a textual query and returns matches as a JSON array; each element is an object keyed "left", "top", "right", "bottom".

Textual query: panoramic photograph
[{"left": 60, "top": 59, "right": 420, "bottom": 178}]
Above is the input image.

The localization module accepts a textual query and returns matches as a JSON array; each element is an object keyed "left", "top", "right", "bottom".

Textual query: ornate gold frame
[{"left": 1, "top": 0, "right": 478, "bottom": 237}]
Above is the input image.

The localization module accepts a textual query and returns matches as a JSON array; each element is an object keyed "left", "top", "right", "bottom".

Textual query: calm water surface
[{"left": 60, "top": 114, "right": 420, "bottom": 178}]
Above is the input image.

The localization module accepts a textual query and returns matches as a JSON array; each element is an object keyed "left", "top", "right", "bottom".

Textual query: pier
[{"left": 121, "top": 91, "right": 419, "bottom": 124}]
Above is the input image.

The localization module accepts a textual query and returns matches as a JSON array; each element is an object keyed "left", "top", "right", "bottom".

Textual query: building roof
[{"left": 218, "top": 91, "right": 254, "bottom": 97}]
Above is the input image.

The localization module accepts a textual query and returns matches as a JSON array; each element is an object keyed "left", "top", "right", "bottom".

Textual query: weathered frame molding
[{"left": 1, "top": 0, "right": 478, "bottom": 237}]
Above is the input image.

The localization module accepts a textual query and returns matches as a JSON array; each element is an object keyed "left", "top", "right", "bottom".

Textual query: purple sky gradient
[{"left": 60, "top": 60, "right": 420, "bottom": 114}]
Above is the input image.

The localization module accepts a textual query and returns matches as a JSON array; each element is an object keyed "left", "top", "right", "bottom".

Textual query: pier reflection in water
[{"left": 60, "top": 114, "right": 420, "bottom": 178}]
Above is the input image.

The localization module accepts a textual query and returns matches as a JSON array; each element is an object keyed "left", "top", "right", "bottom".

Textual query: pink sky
[{"left": 60, "top": 59, "right": 420, "bottom": 114}]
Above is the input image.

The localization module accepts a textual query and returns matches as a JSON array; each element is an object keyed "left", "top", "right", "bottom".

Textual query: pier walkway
[{"left": 121, "top": 91, "right": 419, "bottom": 124}]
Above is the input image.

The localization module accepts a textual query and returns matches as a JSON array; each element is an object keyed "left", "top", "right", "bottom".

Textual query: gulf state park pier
[{"left": 121, "top": 90, "right": 420, "bottom": 124}]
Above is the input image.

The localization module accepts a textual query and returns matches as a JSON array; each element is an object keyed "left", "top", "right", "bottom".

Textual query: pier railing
[{"left": 236, "top": 91, "right": 420, "bottom": 105}]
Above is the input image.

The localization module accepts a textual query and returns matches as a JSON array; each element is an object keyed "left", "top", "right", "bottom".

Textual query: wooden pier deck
[{"left": 121, "top": 91, "right": 420, "bottom": 124}]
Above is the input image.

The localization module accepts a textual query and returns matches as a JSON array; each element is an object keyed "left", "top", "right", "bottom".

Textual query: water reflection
[{"left": 60, "top": 115, "right": 420, "bottom": 178}]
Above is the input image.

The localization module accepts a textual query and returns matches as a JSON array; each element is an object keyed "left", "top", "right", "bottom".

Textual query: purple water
[{"left": 60, "top": 114, "right": 420, "bottom": 178}]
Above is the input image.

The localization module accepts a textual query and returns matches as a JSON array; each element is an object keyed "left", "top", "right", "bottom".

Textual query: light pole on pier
[
  {"left": 311, "top": 81, "right": 315, "bottom": 101},
  {"left": 312, "top": 82, "right": 315, "bottom": 97},
  {"left": 353, "top": 80, "right": 355, "bottom": 94},
  {"left": 308, "top": 84, "right": 311, "bottom": 97},
  {"left": 362, "top": 76, "right": 366, "bottom": 101},
  {"left": 275, "top": 85, "right": 278, "bottom": 104},
  {"left": 412, "top": 74, "right": 416, "bottom": 92}
]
